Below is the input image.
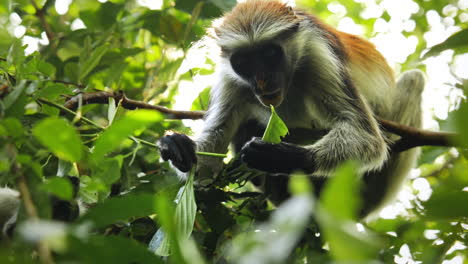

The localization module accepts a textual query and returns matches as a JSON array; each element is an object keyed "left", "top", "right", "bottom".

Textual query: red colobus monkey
[{"left": 158, "top": 0, "right": 424, "bottom": 216}]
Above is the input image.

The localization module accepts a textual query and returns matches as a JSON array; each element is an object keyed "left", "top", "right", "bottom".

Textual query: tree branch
[
  {"left": 30, "top": 0, "right": 55, "bottom": 47},
  {"left": 377, "top": 118, "right": 459, "bottom": 152},
  {"left": 64, "top": 91, "right": 205, "bottom": 119},
  {"left": 63, "top": 91, "right": 462, "bottom": 153}
]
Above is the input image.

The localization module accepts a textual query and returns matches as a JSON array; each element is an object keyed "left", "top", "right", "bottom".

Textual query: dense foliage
[{"left": 0, "top": 0, "right": 467, "bottom": 263}]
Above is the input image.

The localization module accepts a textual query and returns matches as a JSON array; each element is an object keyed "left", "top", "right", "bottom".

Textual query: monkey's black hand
[
  {"left": 157, "top": 133, "right": 197, "bottom": 172},
  {"left": 240, "top": 137, "right": 312, "bottom": 173}
]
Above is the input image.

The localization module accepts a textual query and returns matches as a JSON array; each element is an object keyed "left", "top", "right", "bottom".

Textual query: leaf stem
[{"left": 196, "top": 151, "right": 227, "bottom": 158}]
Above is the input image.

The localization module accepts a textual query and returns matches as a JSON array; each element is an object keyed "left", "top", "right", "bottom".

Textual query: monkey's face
[{"left": 229, "top": 43, "right": 289, "bottom": 107}]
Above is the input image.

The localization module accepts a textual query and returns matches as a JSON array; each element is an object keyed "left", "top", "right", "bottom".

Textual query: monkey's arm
[
  {"left": 241, "top": 119, "right": 387, "bottom": 175},
  {"left": 158, "top": 79, "right": 250, "bottom": 178},
  {"left": 241, "top": 81, "right": 388, "bottom": 176}
]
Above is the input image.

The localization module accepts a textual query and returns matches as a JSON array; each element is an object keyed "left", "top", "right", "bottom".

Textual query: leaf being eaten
[{"left": 262, "top": 105, "right": 288, "bottom": 143}]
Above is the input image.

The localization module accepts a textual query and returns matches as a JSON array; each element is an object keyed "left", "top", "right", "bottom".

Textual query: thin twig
[
  {"left": 30, "top": 0, "right": 55, "bottom": 46},
  {"left": 15, "top": 167, "right": 54, "bottom": 264},
  {"left": 64, "top": 91, "right": 205, "bottom": 119}
]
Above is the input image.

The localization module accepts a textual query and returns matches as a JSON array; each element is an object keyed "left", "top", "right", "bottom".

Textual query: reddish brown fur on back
[
  {"left": 300, "top": 12, "right": 393, "bottom": 77},
  {"left": 340, "top": 32, "right": 393, "bottom": 77}
]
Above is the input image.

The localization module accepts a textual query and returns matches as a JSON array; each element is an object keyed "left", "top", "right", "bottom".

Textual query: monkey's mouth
[{"left": 258, "top": 90, "right": 283, "bottom": 107}]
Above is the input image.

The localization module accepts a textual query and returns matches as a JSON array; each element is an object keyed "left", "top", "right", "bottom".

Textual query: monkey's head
[{"left": 212, "top": 0, "right": 302, "bottom": 107}]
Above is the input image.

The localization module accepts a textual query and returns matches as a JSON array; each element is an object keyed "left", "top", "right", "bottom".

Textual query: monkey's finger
[
  {"left": 157, "top": 136, "right": 183, "bottom": 161},
  {"left": 171, "top": 133, "right": 197, "bottom": 172},
  {"left": 243, "top": 137, "right": 277, "bottom": 152}
]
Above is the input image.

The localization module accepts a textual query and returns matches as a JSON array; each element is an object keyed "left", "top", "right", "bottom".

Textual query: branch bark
[
  {"left": 30, "top": 0, "right": 55, "bottom": 47},
  {"left": 64, "top": 91, "right": 205, "bottom": 120},
  {"left": 63, "top": 91, "right": 462, "bottom": 153}
]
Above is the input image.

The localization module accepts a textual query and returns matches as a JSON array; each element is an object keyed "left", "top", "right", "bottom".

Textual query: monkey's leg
[
  {"left": 391, "top": 69, "right": 425, "bottom": 127},
  {"left": 361, "top": 70, "right": 425, "bottom": 217}
]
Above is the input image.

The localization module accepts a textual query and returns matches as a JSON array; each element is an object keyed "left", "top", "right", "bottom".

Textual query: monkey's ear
[
  {"left": 285, "top": 4, "right": 297, "bottom": 18},
  {"left": 214, "top": 27, "right": 222, "bottom": 37}
]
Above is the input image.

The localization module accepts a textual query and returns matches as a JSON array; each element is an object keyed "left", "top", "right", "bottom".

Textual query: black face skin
[{"left": 229, "top": 43, "right": 288, "bottom": 107}]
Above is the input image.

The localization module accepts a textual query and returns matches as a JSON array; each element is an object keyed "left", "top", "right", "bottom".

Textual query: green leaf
[
  {"left": 289, "top": 172, "right": 312, "bottom": 195},
  {"left": 33, "top": 117, "right": 83, "bottom": 162},
  {"left": 79, "top": 44, "right": 110, "bottom": 81},
  {"left": 262, "top": 105, "right": 288, "bottom": 143},
  {"left": 41, "top": 177, "right": 74, "bottom": 201},
  {"left": 230, "top": 194, "right": 314, "bottom": 263},
  {"left": 142, "top": 11, "right": 185, "bottom": 44},
  {"left": 320, "top": 162, "right": 360, "bottom": 220},
  {"left": 317, "top": 214, "right": 380, "bottom": 262},
  {"left": 35, "top": 83, "right": 73, "bottom": 100},
  {"left": 423, "top": 28, "right": 468, "bottom": 59},
  {"left": 0, "top": 118, "right": 24, "bottom": 138},
  {"left": 80, "top": 193, "right": 157, "bottom": 228},
  {"left": 453, "top": 100, "right": 468, "bottom": 147},
  {"left": 190, "top": 87, "right": 210, "bottom": 111},
  {"left": 72, "top": 235, "right": 163, "bottom": 264},
  {"left": 154, "top": 168, "right": 197, "bottom": 256},
  {"left": 317, "top": 162, "right": 380, "bottom": 261},
  {"left": 93, "top": 109, "right": 163, "bottom": 160},
  {"left": 7, "top": 39, "right": 26, "bottom": 67},
  {"left": 424, "top": 191, "right": 468, "bottom": 219},
  {"left": 94, "top": 156, "right": 123, "bottom": 185},
  {"left": 80, "top": 2, "right": 122, "bottom": 30},
  {"left": 174, "top": 168, "right": 197, "bottom": 239},
  {"left": 3, "top": 81, "right": 27, "bottom": 110},
  {"left": 36, "top": 59, "right": 56, "bottom": 77}
]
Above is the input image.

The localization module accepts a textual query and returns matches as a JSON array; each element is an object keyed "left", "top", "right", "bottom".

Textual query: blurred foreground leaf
[
  {"left": 229, "top": 193, "right": 314, "bottom": 264},
  {"left": 424, "top": 191, "right": 468, "bottom": 219},
  {"left": 317, "top": 162, "right": 380, "bottom": 261},
  {"left": 41, "top": 177, "right": 74, "bottom": 201},
  {"left": 80, "top": 193, "right": 157, "bottom": 228},
  {"left": 33, "top": 117, "right": 83, "bottom": 162},
  {"left": 71, "top": 235, "right": 163, "bottom": 264}
]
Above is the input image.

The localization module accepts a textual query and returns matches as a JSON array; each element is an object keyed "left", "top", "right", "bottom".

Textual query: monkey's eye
[
  {"left": 230, "top": 53, "right": 252, "bottom": 78},
  {"left": 262, "top": 45, "right": 282, "bottom": 59}
]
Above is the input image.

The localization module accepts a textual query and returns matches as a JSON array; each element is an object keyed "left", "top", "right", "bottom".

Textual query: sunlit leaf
[
  {"left": 230, "top": 194, "right": 314, "bottom": 264},
  {"left": 262, "top": 105, "right": 288, "bottom": 143},
  {"left": 33, "top": 117, "right": 83, "bottom": 162},
  {"left": 79, "top": 44, "right": 110, "bottom": 81},
  {"left": 320, "top": 162, "right": 360, "bottom": 220},
  {"left": 93, "top": 109, "right": 163, "bottom": 160},
  {"left": 317, "top": 162, "right": 380, "bottom": 261},
  {"left": 423, "top": 28, "right": 468, "bottom": 59}
]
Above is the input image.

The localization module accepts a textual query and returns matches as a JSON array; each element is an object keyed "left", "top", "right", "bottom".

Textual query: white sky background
[{"left": 7, "top": 0, "right": 467, "bottom": 262}]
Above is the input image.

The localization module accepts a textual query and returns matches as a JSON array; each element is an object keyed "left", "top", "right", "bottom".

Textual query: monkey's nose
[{"left": 255, "top": 78, "right": 267, "bottom": 90}]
